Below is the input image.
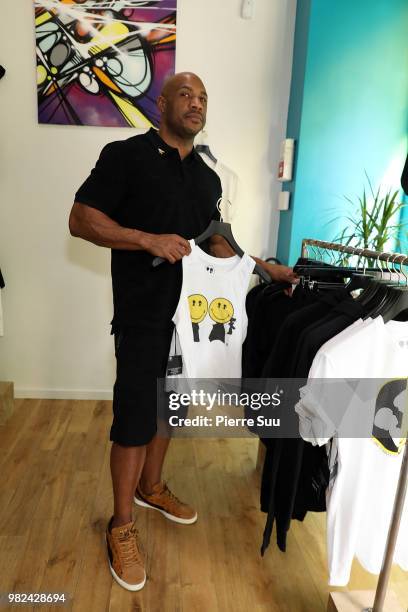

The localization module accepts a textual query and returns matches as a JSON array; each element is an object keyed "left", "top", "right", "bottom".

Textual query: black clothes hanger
[
  {"left": 195, "top": 143, "right": 217, "bottom": 164},
  {"left": 294, "top": 265, "right": 352, "bottom": 283},
  {"left": 381, "top": 255, "right": 408, "bottom": 323},
  {"left": 194, "top": 220, "right": 271, "bottom": 283},
  {"left": 299, "top": 242, "right": 408, "bottom": 320},
  {"left": 295, "top": 264, "right": 364, "bottom": 279},
  {"left": 369, "top": 262, "right": 408, "bottom": 321},
  {"left": 356, "top": 278, "right": 389, "bottom": 313},
  {"left": 381, "top": 286, "right": 408, "bottom": 322},
  {"left": 344, "top": 272, "right": 375, "bottom": 293},
  {"left": 295, "top": 261, "right": 386, "bottom": 298},
  {"left": 364, "top": 284, "right": 397, "bottom": 319},
  {"left": 356, "top": 255, "right": 408, "bottom": 320},
  {"left": 152, "top": 219, "right": 272, "bottom": 283},
  {"left": 355, "top": 256, "right": 399, "bottom": 316},
  {"left": 294, "top": 257, "right": 339, "bottom": 268},
  {"left": 294, "top": 257, "right": 381, "bottom": 278}
]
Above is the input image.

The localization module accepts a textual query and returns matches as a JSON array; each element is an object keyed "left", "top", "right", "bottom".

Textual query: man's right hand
[
  {"left": 142, "top": 233, "right": 192, "bottom": 264},
  {"left": 69, "top": 203, "right": 192, "bottom": 261}
]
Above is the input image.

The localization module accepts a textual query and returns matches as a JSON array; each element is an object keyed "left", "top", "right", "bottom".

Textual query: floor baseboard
[{"left": 14, "top": 388, "right": 113, "bottom": 400}]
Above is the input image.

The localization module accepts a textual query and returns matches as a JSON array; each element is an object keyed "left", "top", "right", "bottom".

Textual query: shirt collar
[{"left": 146, "top": 128, "right": 200, "bottom": 162}]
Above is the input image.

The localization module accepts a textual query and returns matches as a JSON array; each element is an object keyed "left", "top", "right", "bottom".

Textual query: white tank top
[{"left": 171, "top": 240, "right": 255, "bottom": 379}]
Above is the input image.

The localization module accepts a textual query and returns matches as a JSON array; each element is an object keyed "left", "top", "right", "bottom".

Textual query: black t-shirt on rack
[
  {"left": 75, "top": 128, "right": 222, "bottom": 329},
  {"left": 292, "top": 297, "right": 367, "bottom": 377},
  {"left": 260, "top": 288, "right": 347, "bottom": 379},
  {"left": 247, "top": 265, "right": 373, "bottom": 556},
  {"left": 243, "top": 284, "right": 318, "bottom": 380},
  {"left": 259, "top": 293, "right": 370, "bottom": 555}
]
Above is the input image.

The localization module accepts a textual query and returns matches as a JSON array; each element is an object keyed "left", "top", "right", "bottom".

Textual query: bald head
[
  {"left": 160, "top": 72, "right": 206, "bottom": 98},
  {"left": 157, "top": 72, "right": 208, "bottom": 140}
]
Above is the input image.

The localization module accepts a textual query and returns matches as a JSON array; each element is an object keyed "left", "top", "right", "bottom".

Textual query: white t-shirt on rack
[
  {"left": 198, "top": 154, "right": 238, "bottom": 223},
  {"left": 171, "top": 240, "right": 255, "bottom": 380},
  {"left": 295, "top": 316, "right": 408, "bottom": 586}
]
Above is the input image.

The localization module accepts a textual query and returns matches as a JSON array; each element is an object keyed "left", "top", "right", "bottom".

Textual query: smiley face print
[
  {"left": 188, "top": 294, "right": 208, "bottom": 342},
  {"left": 208, "top": 298, "right": 236, "bottom": 343},
  {"left": 188, "top": 294, "right": 208, "bottom": 323},
  {"left": 187, "top": 295, "right": 237, "bottom": 343},
  {"left": 209, "top": 298, "right": 234, "bottom": 324}
]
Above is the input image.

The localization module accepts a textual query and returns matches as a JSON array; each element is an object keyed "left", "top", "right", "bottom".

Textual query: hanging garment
[
  {"left": 198, "top": 155, "right": 238, "bottom": 223},
  {"left": 243, "top": 283, "right": 318, "bottom": 380},
  {"left": 296, "top": 316, "right": 408, "bottom": 586},
  {"left": 171, "top": 240, "right": 255, "bottom": 379},
  {"left": 258, "top": 289, "right": 370, "bottom": 554},
  {"left": 242, "top": 283, "right": 334, "bottom": 550},
  {"left": 261, "top": 288, "right": 349, "bottom": 379}
]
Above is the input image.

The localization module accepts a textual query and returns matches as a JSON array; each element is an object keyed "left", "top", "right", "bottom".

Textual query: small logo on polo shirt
[{"left": 158, "top": 148, "right": 165, "bottom": 155}]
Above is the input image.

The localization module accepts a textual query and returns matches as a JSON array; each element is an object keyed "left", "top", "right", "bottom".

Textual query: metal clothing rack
[
  {"left": 301, "top": 239, "right": 408, "bottom": 612},
  {"left": 301, "top": 239, "right": 408, "bottom": 268}
]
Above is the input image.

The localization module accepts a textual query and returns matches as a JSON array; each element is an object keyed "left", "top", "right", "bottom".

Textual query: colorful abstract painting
[{"left": 34, "top": 0, "right": 177, "bottom": 127}]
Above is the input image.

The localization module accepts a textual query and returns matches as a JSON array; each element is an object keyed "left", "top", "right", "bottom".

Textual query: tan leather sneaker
[
  {"left": 134, "top": 481, "right": 198, "bottom": 524},
  {"left": 106, "top": 517, "right": 146, "bottom": 591}
]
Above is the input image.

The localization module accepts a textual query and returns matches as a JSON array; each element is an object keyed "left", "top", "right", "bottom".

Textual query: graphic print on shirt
[
  {"left": 188, "top": 294, "right": 208, "bottom": 342},
  {"left": 372, "top": 378, "right": 407, "bottom": 455},
  {"left": 209, "top": 298, "right": 236, "bottom": 343},
  {"left": 187, "top": 294, "right": 236, "bottom": 344}
]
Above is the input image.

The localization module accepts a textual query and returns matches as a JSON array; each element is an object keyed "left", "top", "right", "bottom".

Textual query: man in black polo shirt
[{"left": 69, "top": 71, "right": 296, "bottom": 591}]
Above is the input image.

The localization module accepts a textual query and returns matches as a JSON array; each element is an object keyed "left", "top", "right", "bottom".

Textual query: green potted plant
[{"left": 331, "top": 173, "right": 407, "bottom": 266}]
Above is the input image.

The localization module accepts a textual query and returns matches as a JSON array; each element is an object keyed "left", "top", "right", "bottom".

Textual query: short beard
[{"left": 166, "top": 115, "right": 204, "bottom": 140}]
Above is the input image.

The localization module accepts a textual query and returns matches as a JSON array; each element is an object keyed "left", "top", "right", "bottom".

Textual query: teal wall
[
  {"left": 277, "top": 0, "right": 408, "bottom": 265},
  {"left": 400, "top": 191, "right": 408, "bottom": 253}
]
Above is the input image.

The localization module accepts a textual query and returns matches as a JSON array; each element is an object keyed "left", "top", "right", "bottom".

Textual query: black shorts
[{"left": 110, "top": 325, "right": 174, "bottom": 446}]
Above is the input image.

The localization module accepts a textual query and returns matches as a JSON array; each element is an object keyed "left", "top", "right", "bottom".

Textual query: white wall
[{"left": 0, "top": 0, "right": 296, "bottom": 398}]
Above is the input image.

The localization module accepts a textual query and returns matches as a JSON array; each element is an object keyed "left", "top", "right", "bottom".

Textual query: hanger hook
[
  {"left": 339, "top": 243, "right": 348, "bottom": 266},
  {"left": 390, "top": 253, "right": 399, "bottom": 285},
  {"left": 376, "top": 254, "right": 383, "bottom": 280},
  {"left": 337, "top": 244, "right": 343, "bottom": 266},
  {"left": 355, "top": 247, "right": 365, "bottom": 272},
  {"left": 332, "top": 242, "right": 340, "bottom": 265},
  {"left": 397, "top": 255, "right": 408, "bottom": 287},
  {"left": 326, "top": 246, "right": 334, "bottom": 265},
  {"left": 311, "top": 242, "right": 319, "bottom": 260},
  {"left": 216, "top": 197, "right": 224, "bottom": 223},
  {"left": 384, "top": 253, "right": 392, "bottom": 281}
]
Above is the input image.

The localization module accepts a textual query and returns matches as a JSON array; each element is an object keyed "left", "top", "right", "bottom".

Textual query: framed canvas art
[{"left": 34, "top": 1, "right": 177, "bottom": 127}]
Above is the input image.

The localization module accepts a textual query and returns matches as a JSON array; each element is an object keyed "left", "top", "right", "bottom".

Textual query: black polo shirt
[{"left": 75, "top": 128, "right": 222, "bottom": 329}]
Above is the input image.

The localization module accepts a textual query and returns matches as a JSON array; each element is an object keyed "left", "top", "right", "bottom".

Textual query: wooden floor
[{"left": 0, "top": 399, "right": 407, "bottom": 612}]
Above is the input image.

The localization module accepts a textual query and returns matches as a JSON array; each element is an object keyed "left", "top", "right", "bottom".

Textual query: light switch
[{"left": 278, "top": 191, "right": 290, "bottom": 211}]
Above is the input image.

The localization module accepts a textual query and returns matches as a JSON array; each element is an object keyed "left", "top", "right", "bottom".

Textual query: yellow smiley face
[
  {"left": 209, "top": 298, "right": 234, "bottom": 324},
  {"left": 188, "top": 294, "right": 208, "bottom": 323}
]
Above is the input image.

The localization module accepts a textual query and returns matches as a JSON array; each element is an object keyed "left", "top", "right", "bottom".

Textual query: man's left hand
[{"left": 252, "top": 256, "right": 298, "bottom": 284}]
